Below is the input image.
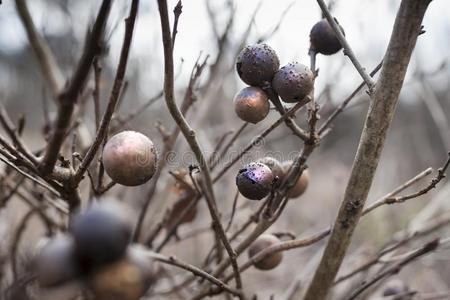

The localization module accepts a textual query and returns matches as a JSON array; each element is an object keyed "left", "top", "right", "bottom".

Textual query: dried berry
[
  {"left": 234, "top": 87, "right": 270, "bottom": 124},
  {"left": 257, "top": 157, "right": 283, "bottom": 180},
  {"left": 35, "top": 235, "right": 79, "bottom": 287},
  {"left": 70, "top": 203, "right": 132, "bottom": 270},
  {"left": 272, "top": 62, "right": 314, "bottom": 103},
  {"left": 236, "top": 162, "right": 274, "bottom": 200},
  {"left": 88, "top": 247, "right": 158, "bottom": 300},
  {"left": 282, "top": 161, "right": 310, "bottom": 198},
  {"left": 310, "top": 19, "right": 344, "bottom": 55},
  {"left": 248, "top": 234, "right": 283, "bottom": 270},
  {"left": 102, "top": 131, "right": 157, "bottom": 186},
  {"left": 236, "top": 44, "right": 280, "bottom": 86}
]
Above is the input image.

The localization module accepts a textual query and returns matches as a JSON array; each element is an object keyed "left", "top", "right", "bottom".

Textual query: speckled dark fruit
[
  {"left": 234, "top": 87, "right": 270, "bottom": 124},
  {"left": 248, "top": 234, "right": 283, "bottom": 270},
  {"left": 88, "top": 247, "right": 158, "bottom": 300},
  {"left": 257, "top": 157, "right": 283, "bottom": 180},
  {"left": 236, "top": 44, "right": 280, "bottom": 86},
  {"left": 35, "top": 235, "right": 80, "bottom": 287},
  {"left": 102, "top": 131, "right": 157, "bottom": 186},
  {"left": 310, "top": 19, "right": 344, "bottom": 55},
  {"left": 282, "top": 161, "right": 310, "bottom": 198},
  {"left": 70, "top": 203, "right": 132, "bottom": 269},
  {"left": 236, "top": 162, "right": 274, "bottom": 200},
  {"left": 272, "top": 62, "right": 314, "bottom": 103}
]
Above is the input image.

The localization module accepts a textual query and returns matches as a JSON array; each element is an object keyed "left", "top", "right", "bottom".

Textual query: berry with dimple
[
  {"left": 282, "top": 161, "right": 310, "bottom": 198},
  {"left": 34, "top": 235, "right": 80, "bottom": 287},
  {"left": 272, "top": 62, "right": 314, "bottom": 103},
  {"left": 248, "top": 234, "right": 283, "bottom": 270},
  {"left": 257, "top": 157, "right": 283, "bottom": 181},
  {"left": 234, "top": 87, "right": 270, "bottom": 124},
  {"left": 236, "top": 44, "right": 280, "bottom": 86},
  {"left": 70, "top": 202, "right": 132, "bottom": 270},
  {"left": 310, "top": 19, "right": 344, "bottom": 55},
  {"left": 88, "top": 247, "right": 158, "bottom": 300},
  {"left": 236, "top": 162, "right": 274, "bottom": 200},
  {"left": 102, "top": 131, "right": 157, "bottom": 186}
]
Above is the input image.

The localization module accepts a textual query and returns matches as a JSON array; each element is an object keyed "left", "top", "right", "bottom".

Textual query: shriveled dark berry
[
  {"left": 236, "top": 44, "right": 280, "bottom": 86},
  {"left": 310, "top": 19, "right": 344, "bottom": 55},
  {"left": 234, "top": 87, "right": 270, "bottom": 124},
  {"left": 35, "top": 235, "right": 80, "bottom": 287},
  {"left": 248, "top": 234, "right": 283, "bottom": 270},
  {"left": 272, "top": 62, "right": 314, "bottom": 103},
  {"left": 257, "top": 157, "right": 283, "bottom": 180},
  {"left": 236, "top": 162, "right": 274, "bottom": 200},
  {"left": 70, "top": 202, "right": 132, "bottom": 270}
]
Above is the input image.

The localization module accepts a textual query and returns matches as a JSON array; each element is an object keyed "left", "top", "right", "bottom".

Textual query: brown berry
[
  {"left": 257, "top": 157, "right": 283, "bottom": 180},
  {"left": 236, "top": 162, "right": 274, "bottom": 200},
  {"left": 35, "top": 235, "right": 79, "bottom": 287},
  {"left": 310, "top": 19, "right": 344, "bottom": 55},
  {"left": 272, "top": 62, "right": 314, "bottom": 103},
  {"left": 248, "top": 234, "right": 283, "bottom": 270},
  {"left": 282, "top": 161, "right": 310, "bottom": 198},
  {"left": 236, "top": 44, "right": 280, "bottom": 86},
  {"left": 88, "top": 247, "right": 158, "bottom": 300},
  {"left": 102, "top": 131, "right": 157, "bottom": 186},
  {"left": 234, "top": 87, "right": 270, "bottom": 124}
]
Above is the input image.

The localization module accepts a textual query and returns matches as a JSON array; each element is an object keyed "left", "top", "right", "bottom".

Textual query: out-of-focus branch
[
  {"left": 15, "top": 0, "right": 64, "bottom": 97},
  {"left": 318, "top": 61, "right": 383, "bottom": 135},
  {"left": 304, "top": 2, "right": 432, "bottom": 299},
  {"left": 137, "top": 247, "right": 241, "bottom": 297},
  {"left": 39, "top": 0, "right": 112, "bottom": 176},
  {"left": 346, "top": 239, "right": 439, "bottom": 300},
  {"left": 316, "top": 0, "right": 375, "bottom": 91},
  {"left": 73, "top": 0, "right": 139, "bottom": 184},
  {"left": 363, "top": 167, "right": 433, "bottom": 215}
]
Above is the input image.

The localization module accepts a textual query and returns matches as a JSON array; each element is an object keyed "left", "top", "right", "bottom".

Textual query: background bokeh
[{"left": 1, "top": 0, "right": 450, "bottom": 299}]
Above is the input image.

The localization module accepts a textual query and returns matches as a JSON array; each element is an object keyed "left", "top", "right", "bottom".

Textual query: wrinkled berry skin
[
  {"left": 236, "top": 162, "right": 274, "bottom": 200},
  {"left": 248, "top": 234, "right": 283, "bottom": 270},
  {"left": 236, "top": 44, "right": 280, "bottom": 86},
  {"left": 70, "top": 203, "right": 132, "bottom": 270},
  {"left": 282, "top": 161, "right": 310, "bottom": 198},
  {"left": 35, "top": 235, "right": 80, "bottom": 287},
  {"left": 234, "top": 87, "right": 270, "bottom": 124},
  {"left": 102, "top": 131, "right": 157, "bottom": 186},
  {"left": 257, "top": 157, "right": 283, "bottom": 180},
  {"left": 272, "top": 62, "right": 314, "bottom": 103},
  {"left": 310, "top": 19, "right": 344, "bottom": 55}
]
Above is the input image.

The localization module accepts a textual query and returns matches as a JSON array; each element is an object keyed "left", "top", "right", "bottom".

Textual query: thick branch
[
  {"left": 39, "top": 0, "right": 112, "bottom": 175},
  {"left": 304, "top": 1, "right": 432, "bottom": 299}
]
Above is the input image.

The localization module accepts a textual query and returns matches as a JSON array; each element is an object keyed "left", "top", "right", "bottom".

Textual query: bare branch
[
  {"left": 304, "top": 2, "right": 432, "bottom": 299},
  {"left": 39, "top": 0, "right": 112, "bottom": 175},
  {"left": 15, "top": 0, "right": 64, "bottom": 97},
  {"left": 316, "top": 0, "right": 376, "bottom": 91}
]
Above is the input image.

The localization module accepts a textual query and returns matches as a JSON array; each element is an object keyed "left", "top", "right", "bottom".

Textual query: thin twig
[
  {"left": 316, "top": 0, "right": 375, "bottom": 91},
  {"left": 73, "top": 0, "right": 139, "bottom": 184}
]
